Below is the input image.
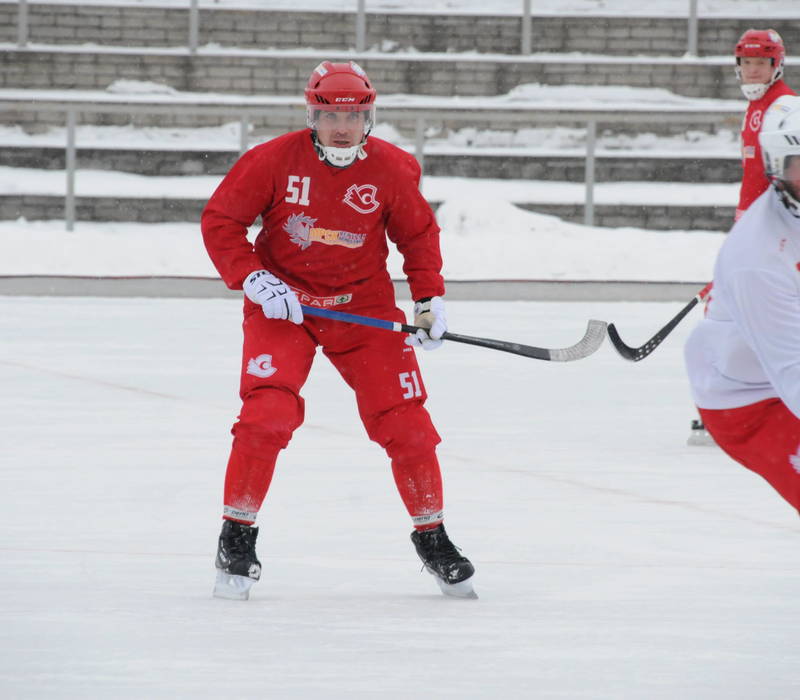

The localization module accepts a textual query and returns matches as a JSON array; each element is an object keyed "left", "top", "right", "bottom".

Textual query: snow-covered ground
[
  {"left": 0, "top": 81, "right": 741, "bottom": 283},
  {"left": 0, "top": 196, "right": 725, "bottom": 282},
  {"left": 0, "top": 113, "right": 743, "bottom": 157},
  {"left": 2, "top": 295, "right": 799, "bottom": 699}
]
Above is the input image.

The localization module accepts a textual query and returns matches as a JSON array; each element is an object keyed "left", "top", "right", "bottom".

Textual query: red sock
[
  {"left": 390, "top": 452, "right": 444, "bottom": 531},
  {"left": 222, "top": 440, "right": 280, "bottom": 524}
]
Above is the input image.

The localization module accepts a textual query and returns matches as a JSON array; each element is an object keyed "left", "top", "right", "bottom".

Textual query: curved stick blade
[
  {"left": 608, "top": 295, "right": 700, "bottom": 362},
  {"left": 548, "top": 319, "right": 608, "bottom": 362},
  {"left": 606, "top": 322, "right": 644, "bottom": 361}
]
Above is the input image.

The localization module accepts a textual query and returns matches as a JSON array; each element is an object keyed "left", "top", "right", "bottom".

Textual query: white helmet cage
[{"left": 760, "top": 95, "right": 800, "bottom": 214}]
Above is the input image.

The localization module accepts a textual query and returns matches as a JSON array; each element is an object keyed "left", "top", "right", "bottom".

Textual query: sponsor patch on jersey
[
  {"left": 283, "top": 213, "right": 366, "bottom": 250},
  {"left": 343, "top": 184, "right": 380, "bottom": 214},
  {"left": 749, "top": 110, "right": 763, "bottom": 132},
  {"left": 743, "top": 145, "right": 756, "bottom": 159},
  {"left": 290, "top": 288, "right": 353, "bottom": 308}
]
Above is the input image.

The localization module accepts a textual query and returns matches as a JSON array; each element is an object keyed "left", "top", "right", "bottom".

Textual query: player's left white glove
[{"left": 405, "top": 296, "right": 447, "bottom": 351}]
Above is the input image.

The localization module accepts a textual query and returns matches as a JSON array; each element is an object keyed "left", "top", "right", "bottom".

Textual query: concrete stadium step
[
  {"left": 1, "top": 3, "right": 798, "bottom": 57},
  {"left": 0, "top": 87, "right": 745, "bottom": 138},
  {"left": 1, "top": 45, "right": 762, "bottom": 101},
  {"left": 0, "top": 143, "right": 741, "bottom": 182},
  {"left": 0, "top": 193, "right": 734, "bottom": 231}
]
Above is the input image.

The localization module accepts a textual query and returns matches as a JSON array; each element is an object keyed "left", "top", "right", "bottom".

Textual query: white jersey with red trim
[{"left": 684, "top": 187, "right": 800, "bottom": 417}]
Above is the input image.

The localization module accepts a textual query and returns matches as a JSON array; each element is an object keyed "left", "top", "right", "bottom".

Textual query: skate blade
[
  {"left": 687, "top": 432, "right": 716, "bottom": 447},
  {"left": 434, "top": 574, "right": 478, "bottom": 599},
  {"left": 213, "top": 570, "right": 256, "bottom": 600}
]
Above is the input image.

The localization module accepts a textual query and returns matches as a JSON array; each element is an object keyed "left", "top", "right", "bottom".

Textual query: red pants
[
  {"left": 699, "top": 398, "right": 800, "bottom": 513},
  {"left": 223, "top": 300, "right": 443, "bottom": 527}
]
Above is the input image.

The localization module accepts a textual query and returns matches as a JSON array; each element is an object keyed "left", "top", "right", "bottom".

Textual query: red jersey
[
  {"left": 737, "top": 79, "right": 796, "bottom": 218},
  {"left": 201, "top": 130, "right": 444, "bottom": 311}
]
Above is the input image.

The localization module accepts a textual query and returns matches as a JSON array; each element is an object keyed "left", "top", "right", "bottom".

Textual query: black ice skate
[
  {"left": 411, "top": 524, "right": 476, "bottom": 599},
  {"left": 213, "top": 519, "right": 262, "bottom": 601}
]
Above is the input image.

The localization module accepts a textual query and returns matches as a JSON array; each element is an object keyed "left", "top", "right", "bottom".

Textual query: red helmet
[
  {"left": 304, "top": 61, "right": 376, "bottom": 112},
  {"left": 735, "top": 28, "right": 785, "bottom": 62},
  {"left": 734, "top": 29, "right": 786, "bottom": 98}
]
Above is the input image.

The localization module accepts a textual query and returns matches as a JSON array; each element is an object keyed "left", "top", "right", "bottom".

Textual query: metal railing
[
  {"left": 0, "top": 97, "right": 741, "bottom": 231},
  {"left": 14, "top": 0, "right": 704, "bottom": 57}
]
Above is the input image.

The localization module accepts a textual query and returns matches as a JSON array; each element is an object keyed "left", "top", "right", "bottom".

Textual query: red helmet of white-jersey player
[{"left": 734, "top": 28, "right": 786, "bottom": 100}]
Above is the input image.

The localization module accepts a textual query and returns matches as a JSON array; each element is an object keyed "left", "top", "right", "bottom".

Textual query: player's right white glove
[{"left": 243, "top": 269, "right": 303, "bottom": 324}]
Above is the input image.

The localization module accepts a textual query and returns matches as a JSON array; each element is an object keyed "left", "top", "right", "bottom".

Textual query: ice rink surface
[{"left": 2, "top": 296, "right": 799, "bottom": 699}]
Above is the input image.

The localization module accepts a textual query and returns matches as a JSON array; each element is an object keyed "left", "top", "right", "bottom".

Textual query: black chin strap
[
  {"left": 309, "top": 131, "right": 325, "bottom": 160},
  {"left": 777, "top": 185, "right": 800, "bottom": 218}
]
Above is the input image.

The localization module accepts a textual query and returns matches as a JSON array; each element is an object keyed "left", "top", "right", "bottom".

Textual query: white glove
[
  {"left": 243, "top": 269, "right": 303, "bottom": 324},
  {"left": 405, "top": 296, "right": 447, "bottom": 351}
]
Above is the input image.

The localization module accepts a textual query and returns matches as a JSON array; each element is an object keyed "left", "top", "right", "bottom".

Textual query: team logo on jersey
[
  {"left": 247, "top": 354, "right": 277, "bottom": 378},
  {"left": 283, "top": 213, "right": 366, "bottom": 250},
  {"left": 343, "top": 184, "right": 380, "bottom": 214},
  {"left": 749, "top": 110, "right": 763, "bottom": 132}
]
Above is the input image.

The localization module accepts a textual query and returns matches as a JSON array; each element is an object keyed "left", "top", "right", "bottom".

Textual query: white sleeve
[{"left": 728, "top": 267, "right": 800, "bottom": 417}]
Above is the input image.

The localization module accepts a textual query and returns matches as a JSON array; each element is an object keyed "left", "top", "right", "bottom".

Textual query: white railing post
[
  {"left": 239, "top": 115, "right": 249, "bottom": 155},
  {"left": 415, "top": 116, "right": 426, "bottom": 183},
  {"left": 584, "top": 120, "right": 596, "bottom": 227},
  {"left": 356, "top": 0, "right": 366, "bottom": 52},
  {"left": 65, "top": 109, "right": 77, "bottom": 232},
  {"left": 687, "top": 0, "right": 698, "bottom": 56},
  {"left": 17, "top": 0, "right": 29, "bottom": 48},
  {"left": 521, "top": 0, "right": 532, "bottom": 55},
  {"left": 189, "top": 0, "right": 199, "bottom": 55}
]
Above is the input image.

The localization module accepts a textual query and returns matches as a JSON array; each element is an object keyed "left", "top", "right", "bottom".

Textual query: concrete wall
[
  {"left": 1, "top": 3, "right": 798, "bottom": 57},
  {"left": 0, "top": 3, "right": 760, "bottom": 233},
  {"left": 1, "top": 145, "right": 742, "bottom": 183},
  {"left": 1, "top": 48, "right": 758, "bottom": 99}
]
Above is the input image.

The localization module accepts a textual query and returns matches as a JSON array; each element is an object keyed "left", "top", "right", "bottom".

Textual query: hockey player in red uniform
[
  {"left": 688, "top": 28, "right": 795, "bottom": 446},
  {"left": 734, "top": 28, "right": 795, "bottom": 221},
  {"left": 202, "top": 61, "right": 475, "bottom": 600},
  {"left": 685, "top": 95, "right": 800, "bottom": 514}
]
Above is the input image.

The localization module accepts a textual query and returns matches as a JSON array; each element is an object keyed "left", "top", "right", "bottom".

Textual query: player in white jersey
[{"left": 684, "top": 95, "right": 800, "bottom": 512}]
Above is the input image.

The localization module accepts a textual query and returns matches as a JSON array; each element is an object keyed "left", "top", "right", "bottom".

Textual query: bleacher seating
[{"left": 0, "top": 2, "right": 798, "bottom": 231}]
